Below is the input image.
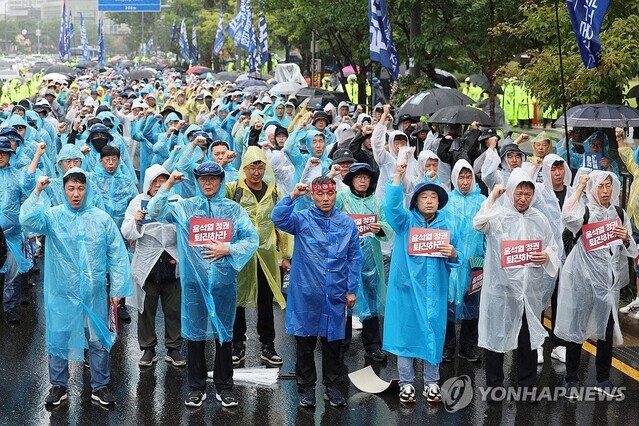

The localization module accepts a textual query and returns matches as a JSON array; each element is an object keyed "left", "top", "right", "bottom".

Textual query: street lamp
[{"left": 36, "top": 29, "right": 40, "bottom": 55}]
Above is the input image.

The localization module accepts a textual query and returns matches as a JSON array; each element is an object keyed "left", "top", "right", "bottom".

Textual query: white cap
[{"left": 132, "top": 99, "right": 148, "bottom": 110}]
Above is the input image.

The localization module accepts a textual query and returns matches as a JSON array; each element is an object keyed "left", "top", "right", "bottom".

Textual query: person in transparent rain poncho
[
  {"left": 555, "top": 171, "right": 637, "bottom": 400},
  {"left": 473, "top": 168, "right": 559, "bottom": 401}
]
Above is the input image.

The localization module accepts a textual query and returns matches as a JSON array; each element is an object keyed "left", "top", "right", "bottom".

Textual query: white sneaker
[
  {"left": 423, "top": 383, "right": 441, "bottom": 403},
  {"left": 619, "top": 298, "right": 639, "bottom": 314},
  {"left": 629, "top": 309, "right": 639, "bottom": 320},
  {"left": 550, "top": 346, "right": 566, "bottom": 363},
  {"left": 537, "top": 347, "right": 544, "bottom": 364},
  {"left": 352, "top": 316, "right": 363, "bottom": 330}
]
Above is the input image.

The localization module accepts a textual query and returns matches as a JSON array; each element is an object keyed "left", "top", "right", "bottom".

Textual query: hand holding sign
[
  {"left": 438, "top": 243, "right": 457, "bottom": 260},
  {"left": 368, "top": 222, "right": 381, "bottom": 234},
  {"left": 530, "top": 251, "right": 548, "bottom": 265},
  {"left": 611, "top": 225, "right": 629, "bottom": 243},
  {"left": 201, "top": 241, "right": 231, "bottom": 263},
  {"left": 135, "top": 209, "right": 145, "bottom": 225}
]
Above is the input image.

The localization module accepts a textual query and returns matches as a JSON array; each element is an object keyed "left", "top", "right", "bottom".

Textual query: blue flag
[
  {"left": 170, "top": 20, "right": 178, "bottom": 45},
  {"left": 68, "top": 9, "right": 74, "bottom": 43},
  {"left": 227, "top": 0, "right": 248, "bottom": 47},
  {"left": 368, "top": 0, "right": 399, "bottom": 81},
  {"left": 248, "top": 49, "right": 258, "bottom": 73},
  {"left": 258, "top": 0, "right": 269, "bottom": 65},
  {"left": 566, "top": 0, "right": 610, "bottom": 69},
  {"left": 98, "top": 15, "right": 105, "bottom": 67},
  {"left": 146, "top": 37, "right": 154, "bottom": 55},
  {"left": 214, "top": 6, "right": 225, "bottom": 56},
  {"left": 191, "top": 16, "right": 198, "bottom": 65},
  {"left": 58, "top": 2, "right": 67, "bottom": 61},
  {"left": 179, "top": 17, "right": 190, "bottom": 64},
  {"left": 80, "top": 13, "right": 90, "bottom": 61}
]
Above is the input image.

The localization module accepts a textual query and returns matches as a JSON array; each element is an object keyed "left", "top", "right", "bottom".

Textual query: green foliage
[{"left": 390, "top": 75, "right": 433, "bottom": 107}]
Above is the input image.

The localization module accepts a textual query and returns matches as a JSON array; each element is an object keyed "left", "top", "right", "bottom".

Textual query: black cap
[
  {"left": 332, "top": 149, "right": 356, "bottom": 164},
  {"left": 274, "top": 126, "right": 289, "bottom": 138},
  {"left": 398, "top": 113, "right": 417, "bottom": 123},
  {"left": 478, "top": 128, "right": 500, "bottom": 142},
  {"left": 312, "top": 111, "right": 330, "bottom": 126}
]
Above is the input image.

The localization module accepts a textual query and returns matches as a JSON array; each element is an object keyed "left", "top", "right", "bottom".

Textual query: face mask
[{"left": 91, "top": 137, "right": 108, "bottom": 153}]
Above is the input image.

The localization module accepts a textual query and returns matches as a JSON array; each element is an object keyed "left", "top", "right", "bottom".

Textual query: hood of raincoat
[
  {"left": 238, "top": 146, "right": 276, "bottom": 192},
  {"left": 96, "top": 111, "right": 120, "bottom": 133},
  {"left": 185, "top": 124, "right": 202, "bottom": 140},
  {"left": 356, "top": 114, "right": 372, "bottom": 125},
  {"left": 305, "top": 129, "right": 328, "bottom": 158},
  {"left": 451, "top": 159, "right": 477, "bottom": 192},
  {"left": 499, "top": 143, "right": 526, "bottom": 172},
  {"left": 249, "top": 110, "right": 266, "bottom": 127},
  {"left": 585, "top": 170, "right": 620, "bottom": 208},
  {"left": 505, "top": 167, "right": 537, "bottom": 211},
  {"left": 164, "top": 112, "right": 180, "bottom": 126},
  {"left": 56, "top": 144, "right": 85, "bottom": 175},
  {"left": 541, "top": 154, "right": 572, "bottom": 189},
  {"left": 417, "top": 150, "right": 440, "bottom": 175},
  {"left": 61, "top": 167, "right": 94, "bottom": 212},
  {"left": 194, "top": 161, "right": 228, "bottom": 202},
  {"left": 334, "top": 123, "right": 355, "bottom": 145},
  {"left": 582, "top": 131, "right": 609, "bottom": 157},
  {"left": 143, "top": 164, "right": 170, "bottom": 195},
  {"left": 5, "top": 113, "right": 28, "bottom": 129},
  {"left": 387, "top": 130, "right": 407, "bottom": 160}
]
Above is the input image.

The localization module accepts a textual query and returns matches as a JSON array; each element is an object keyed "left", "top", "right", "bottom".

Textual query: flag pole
[{"left": 555, "top": 0, "right": 571, "bottom": 171}]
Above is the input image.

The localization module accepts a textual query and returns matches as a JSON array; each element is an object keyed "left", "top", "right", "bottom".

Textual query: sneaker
[
  {"left": 324, "top": 387, "right": 346, "bottom": 407},
  {"left": 232, "top": 344, "right": 246, "bottom": 367},
  {"left": 458, "top": 348, "right": 480, "bottom": 362},
  {"left": 351, "top": 316, "right": 363, "bottom": 330},
  {"left": 423, "top": 383, "right": 442, "bottom": 403},
  {"left": 537, "top": 347, "right": 544, "bottom": 364},
  {"left": 366, "top": 348, "right": 388, "bottom": 362},
  {"left": 399, "top": 384, "right": 416, "bottom": 403},
  {"left": 564, "top": 382, "right": 579, "bottom": 400},
  {"left": 139, "top": 349, "right": 158, "bottom": 367},
  {"left": 216, "top": 389, "right": 239, "bottom": 407},
  {"left": 550, "top": 346, "right": 566, "bottom": 363},
  {"left": 91, "top": 387, "right": 116, "bottom": 406},
  {"left": 260, "top": 344, "right": 283, "bottom": 366},
  {"left": 5, "top": 309, "right": 19, "bottom": 324},
  {"left": 594, "top": 380, "right": 624, "bottom": 400},
  {"left": 117, "top": 305, "right": 131, "bottom": 322},
  {"left": 165, "top": 349, "right": 187, "bottom": 367},
  {"left": 299, "top": 387, "right": 316, "bottom": 407},
  {"left": 184, "top": 390, "right": 207, "bottom": 407},
  {"left": 442, "top": 348, "right": 455, "bottom": 363},
  {"left": 628, "top": 309, "right": 639, "bottom": 320},
  {"left": 44, "top": 386, "right": 68, "bottom": 406},
  {"left": 619, "top": 298, "right": 639, "bottom": 314}
]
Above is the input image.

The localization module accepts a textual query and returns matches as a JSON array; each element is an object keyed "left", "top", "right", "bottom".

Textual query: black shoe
[
  {"left": 458, "top": 348, "right": 480, "bottom": 363},
  {"left": 366, "top": 348, "right": 388, "bottom": 362},
  {"left": 165, "top": 348, "right": 187, "bottom": 367},
  {"left": 260, "top": 344, "right": 283, "bottom": 366},
  {"left": 299, "top": 387, "right": 316, "bottom": 407},
  {"left": 324, "top": 387, "right": 346, "bottom": 407},
  {"left": 216, "top": 389, "right": 239, "bottom": 407},
  {"left": 594, "top": 380, "right": 624, "bottom": 400},
  {"left": 185, "top": 390, "right": 207, "bottom": 407},
  {"left": 5, "top": 309, "right": 19, "bottom": 323},
  {"left": 564, "top": 382, "right": 579, "bottom": 401},
  {"left": 442, "top": 348, "right": 454, "bottom": 363},
  {"left": 44, "top": 386, "right": 68, "bottom": 406},
  {"left": 232, "top": 344, "right": 246, "bottom": 367},
  {"left": 91, "top": 387, "right": 116, "bottom": 406},
  {"left": 138, "top": 349, "right": 158, "bottom": 367},
  {"left": 117, "top": 305, "right": 131, "bottom": 322}
]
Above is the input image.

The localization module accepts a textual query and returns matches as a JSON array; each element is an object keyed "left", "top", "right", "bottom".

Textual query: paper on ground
[{"left": 348, "top": 366, "right": 399, "bottom": 393}]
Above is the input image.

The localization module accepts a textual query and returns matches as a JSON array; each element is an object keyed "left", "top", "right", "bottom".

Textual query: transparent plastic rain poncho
[
  {"left": 225, "top": 147, "right": 287, "bottom": 310},
  {"left": 92, "top": 161, "right": 139, "bottom": 229},
  {"left": 555, "top": 171, "right": 637, "bottom": 345},
  {"left": 381, "top": 181, "right": 462, "bottom": 363},
  {"left": 0, "top": 157, "right": 31, "bottom": 274},
  {"left": 473, "top": 168, "right": 560, "bottom": 352},
  {"left": 443, "top": 160, "right": 486, "bottom": 322},
  {"left": 480, "top": 145, "right": 525, "bottom": 191},
  {"left": 19, "top": 168, "right": 133, "bottom": 359},
  {"left": 557, "top": 131, "right": 620, "bottom": 179},
  {"left": 371, "top": 126, "right": 415, "bottom": 205},
  {"left": 121, "top": 164, "right": 180, "bottom": 313},
  {"left": 271, "top": 192, "right": 362, "bottom": 342},
  {"left": 146, "top": 167, "right": 259, "bottom": 342},
  {"left": 406, "top": 149, "right": 451, "bottom": 192},
  {"left": 335, "top": 187, "right": 392, "bottom": 320}
]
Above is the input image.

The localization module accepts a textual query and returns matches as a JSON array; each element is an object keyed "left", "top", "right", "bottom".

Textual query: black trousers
[
  {"left": 295, "top": 336, "right": 343, "bottom": 392},
  {"left": 444, "top": 319, "right": 478, "bottom": 354},
  {"left": 565, "top": 313, "right": 614, "bottom": 384},
  {"left": 550, "top": 277, "right": 568, "bottom": 347},
  {"left": 137, "top": 279, "right": 182, "bottom": 351},
  {"left": 232, "top": 263, "right": 275, "bottom": 345},
  {"left": 484, "top": 313, "right": 537, "bottom": 388},
  {"left": 342, "top": 315, "right": 383, "bottom": 355},
  {"left": 187, "top": 339, "right": 233, "bottom": 392}
]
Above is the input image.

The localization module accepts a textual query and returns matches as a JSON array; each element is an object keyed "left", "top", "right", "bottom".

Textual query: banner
[
  {"left": 368, "top": 0, "right": 399, "bottom": 80},
  {"left": 584, "top": 152, "right": 601, "bottom": 170},
  {"left": 179, "top": 17, "right": 190, "bottom": 64},
  {"left": 58, "top": 2, "right": 67, "bottom": 61},
  {"left": 258, "top": 0, "right": 269, "bottom": 65},
  {"left": 170, "top": 20, "right": 178, "bottom": 45},
  {"left": 98, "top": 15, "right": 105, "bottom": 67},
  {"left": 191, "top": 16, "right": 198, "bottom": 65},
  {"left": 213, "top": 5, "right": 225, "bottom": 56},
  {"left": 582, "top": 218, "right": 622, "bottom": 252},
  {"left": 80, "top": 13, "right": 90, "bottom": 60},
  {"left": 348, "top": 214, "right": 377, "bottom": 238},
  {"left": 566, "top": 0, "right": 611, "bottom": 69},
  {"left": 407, "top": 228, "right": 450, "bottom": 257},
  {"left": 500, "top": 240, "right": 542, "bottom": 268},
  {"left": 189, "top": 218, "right": 233, "bottom": 246}
]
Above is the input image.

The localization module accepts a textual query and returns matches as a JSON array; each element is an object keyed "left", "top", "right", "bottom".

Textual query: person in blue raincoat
[
  {"left": 442, "top": 159, "right": 486, "bottom": 363},
  {"left": 271, "top": 176, "right": 362, "bottom": 408},
  {"left": 19, "top": 168, "right": 133, "bottom": 407},
  {"left": 558, "top": 130, "right": 620, "bottom": 179},
  {"left": 147, "top": 161, "right": 258, "bottom": 409},
  {"left": 0, "top": 136, "right": 31, "bottom": 323},
  {"left": 382, "top": 161, "right": 463, "bottom": 404}
]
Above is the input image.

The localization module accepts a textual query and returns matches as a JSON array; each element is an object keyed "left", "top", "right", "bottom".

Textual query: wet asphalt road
[{"left": 2, "top": 268, "right": 639, "bottom": 425}]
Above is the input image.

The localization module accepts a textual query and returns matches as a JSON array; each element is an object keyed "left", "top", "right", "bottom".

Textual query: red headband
[{"left": 311, "top": 182, "right": 336, "bottom": 193}]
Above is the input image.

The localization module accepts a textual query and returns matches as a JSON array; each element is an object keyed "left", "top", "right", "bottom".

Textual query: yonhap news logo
[{"left": 441, "top": 375, "right": 473, "bottom": 412}]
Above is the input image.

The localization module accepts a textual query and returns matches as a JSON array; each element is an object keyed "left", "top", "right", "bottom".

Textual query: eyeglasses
[
  {"left": 246, "top": 166, "right": 265, "bottom": 174},
  {"left": 13, "top": 125, "right": 25, "bottom": 130},
  {"left": 61, "top": 159, "right": 82, "bottom": 166}
]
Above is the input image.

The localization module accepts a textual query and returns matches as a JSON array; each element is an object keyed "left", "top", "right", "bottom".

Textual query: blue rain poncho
[
  {"left": 558, "top": 131, "right": 620, "bottom": 179},
  {"left": 121, "top": 164, "right": 180, "bottom": 313},
  {"left": 19, "top": 168, "right": 133, "bottom": 360},
  {"left": 335, "top": 188, "right": 392, "bottom": 320},
  {"left": 443, "top": 160, "right": 486, "bottom": 322},
  {"left": 0, "top": 156, "right": 31, "bottom": 274},
  {"left": 146, "top": 167, "right": 259, "bottom": 342},
  {"left": 92, "top": 162, "right": 139, "bottom": 229},
  {"left": 381, "top": 181, "right": 462, "bottom": 363},
  {"left": 555, "top": 171, "right": 637, "bottom": 345},
  {"left": 473, "top": 168, "right": 560, "bottom": 353},
  {"left": 271, "top": 194, "right": 362, "bottom": 341}
]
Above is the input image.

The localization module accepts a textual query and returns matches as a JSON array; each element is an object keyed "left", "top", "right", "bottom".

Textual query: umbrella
[
  {"left": 215, "top": 71, "right": 240, "bottom": 82},
  {"left": 237, "top": 79, "right": 269, "bottom": 89},
  {"left": 428, "top": 105, "right": 495, "bottom": 126},
  {"left": 246, "top": 71, "right": 272, "bottom": 81},
  {"left": 399, "top": 88, "right": 474, "bottom": 117},
  {"left": 626, "top": 85, "right": 639, "bottom": 99},
  {"left": 468, "top": 74, "right": 503, "bottom": 94},
  {"left": 126, "top": 68, "right": 156, "bottom": 81},
  {"left": 42, "top": 72, "right": 71, "bottom": 82},
  {"left": 554, "top": 103, "right": 639, "bottom": 128},
  {"left": 295, "top": 87, "right": 329, "bottom": 100},
  {"left": 342, "top": 65, "right": 360, "bottom": 76},
  {"left": 433, "top": 68, "right": 459, "bottom": 89},
  {"left": 269, "top": 81, "right": 302, "bottom": 96},
  {"left": 45, "top": 64, "right": 74, "bottom": 75},
  {"left": 194, "top": 67, "right": 214, "bottom": 76},
  {"left": 305, "top": 93, "right": 342, "bottom": 108},
  {"left": 186, "top": 65, "right": 212, "bottom": 74},
  {"left": 242, "top": 85, "right": 268, "bottom": 95},
  {"left": 76, "top": 60, "right": 97, "bottom": 69}
]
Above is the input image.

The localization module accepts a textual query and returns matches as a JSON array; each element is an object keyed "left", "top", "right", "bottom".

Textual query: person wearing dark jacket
[
  {"left": 436, "top": 122, "right": 482, "bottom": 169},
  {"left": 348, "top": 125, "right": 379, "bottom": 174}
]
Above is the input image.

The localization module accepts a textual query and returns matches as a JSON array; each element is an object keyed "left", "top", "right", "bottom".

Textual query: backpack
[
  {"left": 563, "top": 205, "right": 625, "bottom": 256},
  {"left": 232, "top": 186, "right": 279, "bottom": 206},
  {"left": 0, "top": 227, "right": 6, "bottom": 268}
]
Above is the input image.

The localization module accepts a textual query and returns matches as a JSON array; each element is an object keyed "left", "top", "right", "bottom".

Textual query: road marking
[{"left": 543, "top": 317, "right": 639, "bottom": 382}]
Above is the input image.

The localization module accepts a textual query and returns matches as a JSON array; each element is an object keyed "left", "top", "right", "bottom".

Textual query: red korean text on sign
[
  {"left": 582, "top": 219, "right": 621, "bottom": 252},
  {"left": 348, "top": 214, "right": 377, "bottom": 238},
  {"left": 500, "top": 240, "right": 542, "bottom": 268},
  {"left": 407, "top": 228, "right": 450, "bottom": 257},
  {"left": 189, "top": 217, "right": 233, "bottom": 246}
]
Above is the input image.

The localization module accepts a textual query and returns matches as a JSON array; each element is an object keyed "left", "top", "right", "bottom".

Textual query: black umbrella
[
  {"left": 246, "top": 71, "right": 272, "bottom": 81},
  {"left": 126, "top": 68, "right": 156, "bottom": 81},
  {"left": 295, "top": 87, "right": 327, "bottom": 100},
  {"left": 433, "top": 68, "right": 459, "bottom": 89},
  {"left": 626, "top": 85, "right": 639, "bottom": 99},
  {"left": 76, "top": 60, "right": 97, "bottom": 69},
  {"left": 215, "top": 71, "right": 240, "bottom": 82},
  {"left": 428, "top": 105, "right": 494, "bottom": 126},
  {"left": 237, "top": 79, "right": 269, "bottom": 88},
  {"left": 45, "top": 64, "right": 74, "bottom": 75},
  {"left": 554, "top": 103, "right": 639, "bottom": 128},
  {"left": 468, "top": 73, "right": 503, "bottom": 94},
  {"left": 194, "top": 67, "right": 214, "bottom": 75},
  {"left": 305, "top": 93, "right": 342, "bottom": 108},
  {"left": 399, "top": 88, "right": 474, "bottom": 117}
]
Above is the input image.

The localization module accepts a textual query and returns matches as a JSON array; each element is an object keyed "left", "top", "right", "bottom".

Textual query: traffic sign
[{"left": 98, "top": 0, "right": 161, "bottom": 12}]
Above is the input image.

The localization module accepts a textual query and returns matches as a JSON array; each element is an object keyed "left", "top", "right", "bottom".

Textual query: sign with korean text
[
  {"left": 582, "top": 218, "right": 622, "bottom": 252},
  {"left": 468, "top": 269, "right": 483, "bottom": 295},
  {"left": 98, "top": 0, "right": 161, "bottom": 12},
  {"left": 189, "top": 218, "right": 233, "bottom": 246},
  {"left": 584, "top": 152, "right": 601, "bottom": 170},
  {"left": 500, "top": 240, "right": 542, "bottom": 268},
  {"left": 408, "top": 228, "right": 450, "bottom": 257},
  {"left": 348, "top": 214, "right": 377, "bottom": 238}
]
